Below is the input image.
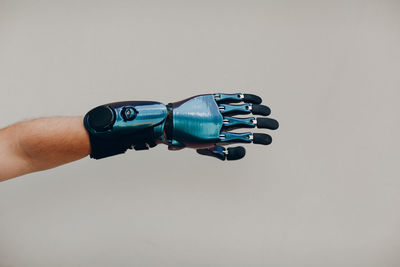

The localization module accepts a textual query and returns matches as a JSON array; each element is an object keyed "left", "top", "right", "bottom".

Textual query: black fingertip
[
  {"left": 256, "top": 118, "right": 279, "bottom": 130},
  {"left": 253, "top": 133, "right": 272, "bottom": 145},
  {"left": 243, "top": 94, "right": 262, "bottom": 104},
  {"left": 252, "top": 104, "right": 271, "bottom": 116},
  {"left": 227, "top": 146, "right": 246, "bottom": 160}
]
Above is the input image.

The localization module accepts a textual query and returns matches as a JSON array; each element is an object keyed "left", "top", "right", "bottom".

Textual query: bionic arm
[{"left": 84, "top": 93, "right": 279, "bottom": 160}]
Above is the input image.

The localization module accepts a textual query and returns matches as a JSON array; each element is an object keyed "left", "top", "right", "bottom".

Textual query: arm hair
[{"left": 0, "top": 117, "right": 91, "bottom": 182}]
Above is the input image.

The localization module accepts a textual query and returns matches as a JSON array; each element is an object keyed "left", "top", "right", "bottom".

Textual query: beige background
[{"left": 1, "top": 0, "right": 400, "bottom": 266}]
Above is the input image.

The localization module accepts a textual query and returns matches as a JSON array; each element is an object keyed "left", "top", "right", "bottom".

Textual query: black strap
[
  {"left": 165, "top": 103, "right": 173, "bottom": 141},
  {"left": 88, "top": 128, "right": 155, "bottom": 159}
]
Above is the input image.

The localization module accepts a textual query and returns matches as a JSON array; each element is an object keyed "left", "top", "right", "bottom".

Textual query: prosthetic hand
[{"left": 84, "top": 93, "right": 279, "bottom": 161}]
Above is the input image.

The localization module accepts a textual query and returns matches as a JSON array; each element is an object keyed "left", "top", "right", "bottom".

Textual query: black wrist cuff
[
  {"left": 84, "top": 102, "right": 165, "bottom": 160},
  {"left": 87, "top": 134, "right": 132, "bottom": 159},
  {"left": 86, "top": 128, "right": 157, "bottom": 160}
]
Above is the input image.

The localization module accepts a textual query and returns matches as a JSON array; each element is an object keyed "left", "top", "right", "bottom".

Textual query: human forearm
[{"left": 0, "top": 117, "right": 90, "bottom": 181}]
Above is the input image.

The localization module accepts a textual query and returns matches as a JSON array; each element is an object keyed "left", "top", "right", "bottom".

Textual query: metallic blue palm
[{"left": 169, "top": 94, "right": 223, "bottom": 148}]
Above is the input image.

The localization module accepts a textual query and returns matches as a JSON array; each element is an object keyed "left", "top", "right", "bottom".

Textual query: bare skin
[{"left": 0, "top": 117, "right": 91, "bottom": 182}]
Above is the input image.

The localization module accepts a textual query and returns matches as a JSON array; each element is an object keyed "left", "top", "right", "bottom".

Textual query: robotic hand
[{"left": 84, "top": 93, "right": 279, "bottom": 161}]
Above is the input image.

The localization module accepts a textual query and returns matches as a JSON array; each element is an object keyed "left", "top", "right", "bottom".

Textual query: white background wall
[{"left": 1, "top": 0, "right": 400, "bottom": 266}]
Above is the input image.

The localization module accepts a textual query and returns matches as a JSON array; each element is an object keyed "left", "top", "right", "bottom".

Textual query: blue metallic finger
[
  {"left": 219, "top": 104, "right": 271, "bottom": 116},
  {"left": 219, "top": 104, "right": 251, "bottom": 115},
  {"left": 214, "top": 93, "right": 243, "bottom": 103},
  {"left": 219, "top": 132, "right": 273, "bottom": 145},
  {"left": 214, "top": 93, "right": 262, "bottom": 104},
  {"left": 223, "top": 116, "right": 256, "bottom": 129},
  {"left": 196, "top": 145, "right": 246, "bottom": 161},
  {"left": 196, "top": 145, "right": 226, "bottom": 160},
  {"left": 219, "top": 132, "right": 252, "bottom": 143},
  {"left": 223, "top": 117, "right": 279, "bottom": 130}
]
